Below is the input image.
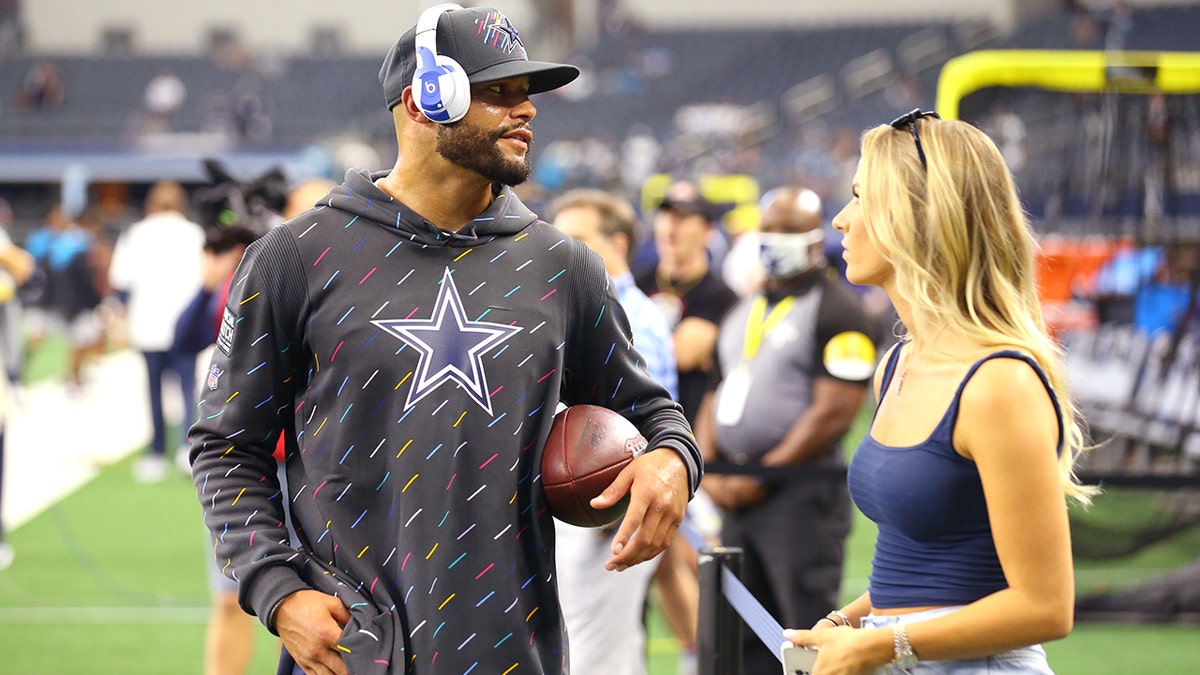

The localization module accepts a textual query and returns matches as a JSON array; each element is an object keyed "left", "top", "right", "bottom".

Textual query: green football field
[
  {"left": 2, "top": 343, "right": 1198, "bottom": 672},
  {"left": 2, "top": 450, "right": 1198, "bottom": 674}
]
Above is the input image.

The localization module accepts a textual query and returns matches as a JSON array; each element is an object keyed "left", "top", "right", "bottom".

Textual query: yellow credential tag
[{"left": 823, "top": 331, "right": 877, "bottom": 381}]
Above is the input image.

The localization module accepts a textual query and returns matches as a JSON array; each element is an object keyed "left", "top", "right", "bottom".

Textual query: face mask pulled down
[{"left": 758, "top": 229, "right": 825, "bottom": 280}]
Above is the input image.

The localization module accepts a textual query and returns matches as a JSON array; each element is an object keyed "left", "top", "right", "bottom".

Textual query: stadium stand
[{"left": 0, "top": 3, "right": 1197, "bottom": 230}]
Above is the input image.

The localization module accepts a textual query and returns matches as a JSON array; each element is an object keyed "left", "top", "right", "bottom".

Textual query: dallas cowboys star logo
[
  {"left": 480, "top": 14, "right": 525, "bottom": 56},
  {"left": 373, "top": 268, "right": 521, "bottom": 415}
]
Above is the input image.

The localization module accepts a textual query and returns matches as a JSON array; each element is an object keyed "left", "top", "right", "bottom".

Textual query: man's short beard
[{"left": 436, "top": 121, "right": 532, "bottom": 186}]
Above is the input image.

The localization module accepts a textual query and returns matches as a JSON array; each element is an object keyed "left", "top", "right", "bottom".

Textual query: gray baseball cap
[{"left": 379, "top": 6, "right": 580, "bottom": 110}]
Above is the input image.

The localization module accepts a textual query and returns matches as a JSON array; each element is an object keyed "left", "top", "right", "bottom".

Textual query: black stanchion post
[{"left": 697, "top": 546, "right": 744, "bottom": 675}]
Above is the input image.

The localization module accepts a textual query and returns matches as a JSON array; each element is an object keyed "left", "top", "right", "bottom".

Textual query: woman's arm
[
  {"left": 836, "top": 593, "right": 872, "bottom": 628},
  {"left": 901, "top": 356, "right": 1074, "bottom": 660}
]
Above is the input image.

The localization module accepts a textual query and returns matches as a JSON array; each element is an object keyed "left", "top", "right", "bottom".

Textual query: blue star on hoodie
[{"left": 373, "top": 267, "right": 522, "bottom": 414}]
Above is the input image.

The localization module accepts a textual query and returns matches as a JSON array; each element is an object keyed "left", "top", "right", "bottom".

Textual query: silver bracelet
[
  {"left": 892, "top": 624, "right": 918, "bottom": 669},
  {"left": 827, "top": 609, "right": 852, "bottom": 627}
]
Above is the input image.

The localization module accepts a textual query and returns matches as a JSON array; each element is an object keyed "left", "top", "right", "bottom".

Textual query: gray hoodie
[{"left": 190, "top": 169, "right": 700, "bottom": 674}]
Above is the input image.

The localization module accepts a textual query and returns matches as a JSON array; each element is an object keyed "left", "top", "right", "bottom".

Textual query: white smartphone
[{"left": 781, "top": 644, "right": 818, "bottom": 675}]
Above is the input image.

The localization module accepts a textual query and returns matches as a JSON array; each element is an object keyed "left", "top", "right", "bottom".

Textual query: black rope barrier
[
  {"left": 691, "top": 516, "right": 812, "bottom": 675},
  {"left": 697, "top": 545, "right": 745, "bottom": 675}
]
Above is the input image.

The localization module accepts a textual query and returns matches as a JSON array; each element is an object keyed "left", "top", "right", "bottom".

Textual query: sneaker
[
  {"left": 132, "top": 455, "right": 169, "bottom": 484},
  {"left": 675, "top": 651, "right": 697, "bottom": 675},
  {"left": 0, "top": 542, "right": 13, "bottom": 571},
  {"left": 173, "top": 448, "right": 193, "bottom": 476}
]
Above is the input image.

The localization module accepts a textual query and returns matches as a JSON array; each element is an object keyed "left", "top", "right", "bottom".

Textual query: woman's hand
[{"left": 784, "top": 626, "right": 887, "bottom": 675}]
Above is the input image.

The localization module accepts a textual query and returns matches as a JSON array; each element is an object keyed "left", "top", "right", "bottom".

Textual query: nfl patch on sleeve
[{"left": 217, "top": 308, "right": 237, "bottom": 356}]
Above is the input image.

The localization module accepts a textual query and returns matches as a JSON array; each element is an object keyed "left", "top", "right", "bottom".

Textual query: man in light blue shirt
[
  {"left": 553, "top": 190, "right": 678, "bottom": 401},
  {"left": 551, "top": 189, "right": 680, "bottom": 674}
]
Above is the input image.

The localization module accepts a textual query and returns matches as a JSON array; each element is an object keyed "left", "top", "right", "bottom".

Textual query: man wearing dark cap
[
  {"left": 636, "top": 180, "right": 738, "bottom": 425},
  {"left": 188, "top": 5, "right": 701, "bottom": 675}
]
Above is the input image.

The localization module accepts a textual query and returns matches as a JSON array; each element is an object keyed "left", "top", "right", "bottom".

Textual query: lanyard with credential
[
  {"left": 742, "top": 295, "right": 795, "bottom": 361},
  {"left": 718, "top": 295, "right": 796, "bottom": 427}
]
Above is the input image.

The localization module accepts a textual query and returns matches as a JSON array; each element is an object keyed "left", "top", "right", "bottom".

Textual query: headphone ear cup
[
  {"left": 412, "top": 46, "right": 470, "bottom": 124},
  {"left": 431, "top": 54, "right": 471, "bottom": 123}
]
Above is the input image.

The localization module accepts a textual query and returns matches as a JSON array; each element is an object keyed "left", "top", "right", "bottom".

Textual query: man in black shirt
[{"left": 635, "top": 181, "right": 738, "bottom": 423}]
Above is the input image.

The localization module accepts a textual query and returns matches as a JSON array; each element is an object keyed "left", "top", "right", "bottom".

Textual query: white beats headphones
[{"left": 412, "top": 3, "right": 471, "bottom": 123}]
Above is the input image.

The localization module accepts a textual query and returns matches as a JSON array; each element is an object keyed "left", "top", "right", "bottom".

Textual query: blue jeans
[
  {"left": 860, "top": 607, "right": 1054, "bottom": 674},
  {"left": 142, "top": 350, "right": 197, "bottom": 455},
  {"left": 276, "top": 648, "right": 302, "bottom": 675}
]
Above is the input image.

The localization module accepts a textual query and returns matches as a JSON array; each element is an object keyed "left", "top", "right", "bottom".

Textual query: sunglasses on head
[{"left": 889, "top": 109, "right": 940, "bottom": 170}]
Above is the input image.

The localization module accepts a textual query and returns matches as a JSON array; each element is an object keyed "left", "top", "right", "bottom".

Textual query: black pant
[{"left": 720, "top": 476, "right": 852, "bottom": 674}]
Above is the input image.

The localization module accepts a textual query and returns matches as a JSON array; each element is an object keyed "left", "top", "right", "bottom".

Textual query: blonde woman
[{"left": 784, "top": 110, "right": 1096, "bottom": 674}]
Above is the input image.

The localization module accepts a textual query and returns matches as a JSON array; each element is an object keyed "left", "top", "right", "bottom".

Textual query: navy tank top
[{"left": 847, "top": 345, "right": 1063, "bottom": 608}]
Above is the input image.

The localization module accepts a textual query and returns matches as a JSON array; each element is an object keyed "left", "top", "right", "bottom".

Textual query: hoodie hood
[{"left": 321, "top": 169, "right": 540, "bottom": 247}]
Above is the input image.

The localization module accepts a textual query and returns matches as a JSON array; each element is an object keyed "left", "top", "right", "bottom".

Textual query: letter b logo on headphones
[{"left": 412, "top": 3, "right": 471, "bottom": 124}]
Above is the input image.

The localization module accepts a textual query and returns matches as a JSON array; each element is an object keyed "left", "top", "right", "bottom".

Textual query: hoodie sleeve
[
  {"left": 560, "top": 240, "right": 702, "bottom": 497},
  {"left": 189, "top": 226, "right": 312, "bottom": 631}
]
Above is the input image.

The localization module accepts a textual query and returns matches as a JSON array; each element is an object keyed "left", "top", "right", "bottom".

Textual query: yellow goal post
[{"left": 936, "top": 49, "right": 1200, "bottom": 121}]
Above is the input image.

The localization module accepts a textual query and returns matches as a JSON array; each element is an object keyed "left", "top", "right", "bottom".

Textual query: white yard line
[{"left": 3, "top": 349, "right": 159, "bottom": 531}]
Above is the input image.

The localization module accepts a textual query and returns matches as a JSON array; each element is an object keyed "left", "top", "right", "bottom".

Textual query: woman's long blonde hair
[{"left": 859, "top": 117, "right": 1096, "bottom": 504}]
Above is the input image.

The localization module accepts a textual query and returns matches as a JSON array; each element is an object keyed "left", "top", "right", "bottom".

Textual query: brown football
[{"left": 541, "top": 405, "right": 647, "bottom": 527}]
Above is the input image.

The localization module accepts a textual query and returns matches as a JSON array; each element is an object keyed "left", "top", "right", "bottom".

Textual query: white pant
[
  {"left": 555, "top": 521, "right": 661, "bottom": 674},
  {"left": 860, "top": 607, "right": 1054, "bottom": 675}
]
